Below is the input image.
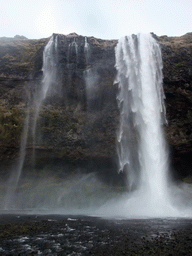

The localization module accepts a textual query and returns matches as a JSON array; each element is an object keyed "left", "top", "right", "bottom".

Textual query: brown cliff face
[{"left": 0, "top": 33, "right": 192, "bottom": 179}]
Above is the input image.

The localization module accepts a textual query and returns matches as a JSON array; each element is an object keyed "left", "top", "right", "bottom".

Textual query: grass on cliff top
[
  {"left": 0, "top": 104, "right": 23, "bottom": 147},
  {"left": 0, "top": 37, "right": 46, "bottom": 77}
]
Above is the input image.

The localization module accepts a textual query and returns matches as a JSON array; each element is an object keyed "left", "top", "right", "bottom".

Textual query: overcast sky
[{"left": 1, "top": 0, "right": 192, "bottom": 39}]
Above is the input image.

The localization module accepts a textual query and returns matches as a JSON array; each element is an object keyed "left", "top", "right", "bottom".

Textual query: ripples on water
[{"left": 0, "top": 215, "right": 192, "bottom": 255}]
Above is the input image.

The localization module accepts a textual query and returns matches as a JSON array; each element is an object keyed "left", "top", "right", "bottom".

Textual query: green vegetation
[
  {"left": 0, "top": 105, "right": 23, "bottom": 147},
  {"left": 174, "top": 62, "right": 183, "bottom": 67},
  {"left": 0, "top": 37, "right": 46, "bottom": 77}
]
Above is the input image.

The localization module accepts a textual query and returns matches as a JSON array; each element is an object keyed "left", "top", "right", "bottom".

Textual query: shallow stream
[{"left": 0, "top": 214, "right": 191, "bottom": 255}]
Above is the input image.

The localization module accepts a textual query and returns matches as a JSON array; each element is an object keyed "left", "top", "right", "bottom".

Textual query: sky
[{"left": 1, "top": 0, "right": 192, "bottom": 40}]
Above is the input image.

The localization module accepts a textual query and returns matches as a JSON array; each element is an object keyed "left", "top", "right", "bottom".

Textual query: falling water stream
[
  {"left": 97, "top": 33, "right": 180, "bottom": 217},
  {"left": 4, "top": 35, "right": 58, "bottom": 209},
  {"left": 116, "top": 33, "right": 168, "bottom": 200},
  {"left": 3, "top": 110, "right": 30, "bottom": 210},
  {"left": 84, "top": 36, "right": 90, "bottom": 64},
  {"left": 32, "top": 34, "right": 58, "bottom": 150}
]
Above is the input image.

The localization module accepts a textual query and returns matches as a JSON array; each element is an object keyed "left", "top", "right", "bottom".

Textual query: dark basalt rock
[
  {"left": 0, "top": 33, "right": 192, "bottom": 181},
  {"left": 159, "top": 33, "right": 192, "bottom": 178}
]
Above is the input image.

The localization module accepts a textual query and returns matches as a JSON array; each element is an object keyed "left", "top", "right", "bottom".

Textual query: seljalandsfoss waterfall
[
  {"left": 1, "top": 32, "right": 192, "bottom": 218},
  {"left": 116, "top": 33, "right": 171, "bottom": 216},
  {"left": 97, "top": 33, "right": 178, "bottom": 217}
]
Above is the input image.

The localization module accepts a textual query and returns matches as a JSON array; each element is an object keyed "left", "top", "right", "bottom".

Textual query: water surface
[{"left": 0, "top": 214, "right": 191, "bottom": 255}]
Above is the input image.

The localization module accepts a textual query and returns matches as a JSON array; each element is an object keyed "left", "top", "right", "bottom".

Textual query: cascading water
[
  {"left": 72, "top": 38, "right": 78, "bottom": 57},
  {"left": 4, "top": 35, "right": 59, "bottom": 210},
  {"left": 116, "top": 33, "right": 168, "bottom": 194},
  {"left": 32, "top": 34, "right": 58, "bottom": 159},
  {"left": 84, "top": 68, "right": 99, "bottom": 110},
  {"left": 84, "top": 36, "right": 90, "bottom": 64},
  {"left": 3, "top": 110, "right": 30, "bottom": 210},
  {"left": 98, "top": 33, "right": 179, "bottom": 217},
  {"left": 68, "top": 38, "right": 78, "bottom": 67},
  {"left": 83, "top": 36, "right": 99, "bottom": 110}
]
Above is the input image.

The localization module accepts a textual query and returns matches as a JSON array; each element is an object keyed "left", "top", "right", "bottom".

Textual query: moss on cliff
[
  {"left": 0, "top": 104, "right": 23, "bottom": 147},
  {"left": 0, "top": 37, "right": 47, "bottom": 78}
]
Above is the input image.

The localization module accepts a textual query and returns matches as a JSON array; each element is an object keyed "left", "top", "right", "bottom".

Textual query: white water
[
  {"left": 32, "top": 35, "right": 58, "bottom": 142},
  {"left": 84, "top": 36, "right": 90, "bottom": 64},
  {"left": 103, "top": 33, "right": 179, "bottom": 217},
  {"left": 31, "top": 34, "right": 58, "bottom": 168},
  {"left": 68, "top": 38, "right": 78, "bottom": 66},
  {"left": 4, "top": 35, "right": 59, "bottom": 210},
  {"left": 71, "top": 38, "right": 78, "bottom": 57}
]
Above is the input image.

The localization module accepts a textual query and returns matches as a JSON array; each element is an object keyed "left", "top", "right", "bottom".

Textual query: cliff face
[
  {"left": 0, "top": 33, "right": 192, "bottom": 179},
  {"left": 158, "top": 33, "right": 192, "bottom": 177}
]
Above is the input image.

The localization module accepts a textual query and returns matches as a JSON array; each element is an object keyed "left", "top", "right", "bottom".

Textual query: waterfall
[
  {"left": 3, "top": 110, "right": 30, "bottom": 210},
  {"left": 4, "top": 35, "right": 59, "bottom": 210},
  {"left": 112, "top": 33, "right": 177, "bottom": 217},
  {"left": 84, "top": 36, "right": 90, "bottom": 64},
  {"left": 41, "top": 35, "right": 58, "bottom": 98},
  {"left": 84, "top": 36, "right": 96, "bottom": 110},
  {"left": 68, "top": 38, "right": 78, "bottom": 66},
  {"left": 84, "top": 68, "right": 99, "bottom": 110},
  {"left": 32, "top": 34, "right": 58, "bottom": 157},
  {"left": 71, "top": 38, "right": 78, "bottom": 57}
]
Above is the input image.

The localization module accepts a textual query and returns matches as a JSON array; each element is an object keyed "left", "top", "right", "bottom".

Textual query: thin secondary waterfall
[
  {"left": 4, "top": 35, "right": 59, "bottom": 210},
  {"left": 84, "top": 36, "right": 90, "bottom": 64},
  {"left": 84, "top": 68, "right": 99, "bottom": 110},
  {"left": 114, "top": 33, "right": 175, "bottom": 216},
  {"left": 32, "top": 35, "right": 58, "bottom": 156},
  {"left": 4, "top": 110, "right": 30, "bottom": 210},
  {"left": 68, "top": 38, "right": 78, "bottom": 67}
]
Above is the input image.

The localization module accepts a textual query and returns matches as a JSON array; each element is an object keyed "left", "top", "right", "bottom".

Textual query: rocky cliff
[
  {"left": 0, "top": 33, "right": 192, "bottom": 181},
  {"left": 159, "top": 33, "right": 192, "bottom": 178}
]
